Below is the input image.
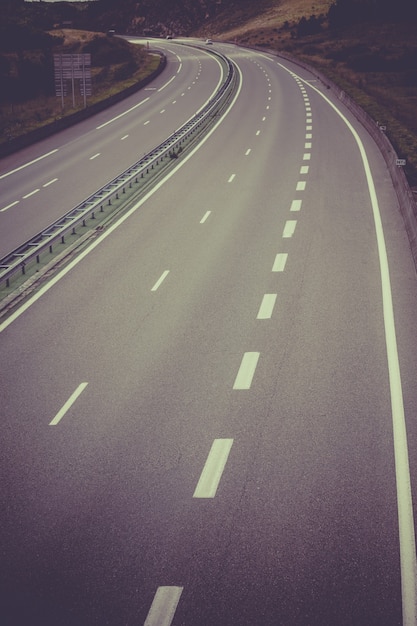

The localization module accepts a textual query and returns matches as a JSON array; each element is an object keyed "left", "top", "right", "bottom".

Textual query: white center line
[
  {"left": 49, "top": 382, "right": 88, "bottom": 426},
  {"left": 300, "top": 165, "right": 309, "bottom": 174},
  {"left": 228, "top": 173, "right": 236, "bottom": 183},
  {"left": 144, "top": 586, "right": 183, "bottom": 626},
  {"left": 233, "top": 352, "right": 260, "bottom": 390},
  {"left": 120, "top": 134, "right": 129, "bottom": 141},
  {"left": 306, "top": 133, "right": 312, "bottom": 139},
  {"left": 22, "top": 189, "right": 40, "bottom": 199},
  {"left": 303, "top": 153, "right": 311, "bottom": 160},
  {"left": 160, "top": 109, "right": 166, "bottom": 114},
  {"left": 43, "top": 178, "right": 58, "bottom": 187},
  {"left": 272, "top": 252, "right": 288, "bottom": 271},
  {"left": 306, "top": 125, "right": 313, "bottom": 131},
  {"left": 144, "top": 120, "right": 150, "bottom": 125},
  {"left": 257, "top": 294, "right": 277, "bottom": 319},
  {"left": 290, "top": 199, "right": 302, "bottom": 212},
  {"left": 283, "top": 220, "right": 297, "bottom": 238},
  {"left": 1, "top": 200, "right": 19, "bottom": 212},
  {"left": 245, "top": 148, "right": 251, "bottom": 156},
  {"left": 193, "top": 439, "right": 234, "bottom": 498},
  {"left": 256, "top": 130, "right": 261, "bottom": 136},
  {"left": 151, "top": 270, "right": 169, "bottom": 292},
  {"left": 89, "top": 153, "right": 100, "bottom": 160},
  {"left": 200, "top": 210, "right": 211, "bottom": 223},
  {"left": 305, "top": 142, "right": 312, "bottom": 149},
  {"left": 296, "top": 181, "right": 307, "bottom": 191}
]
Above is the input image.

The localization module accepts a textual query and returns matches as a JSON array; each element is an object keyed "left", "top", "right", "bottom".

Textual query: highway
[{"left": 1, "top": 39, "right": 417, "bottom": 625}]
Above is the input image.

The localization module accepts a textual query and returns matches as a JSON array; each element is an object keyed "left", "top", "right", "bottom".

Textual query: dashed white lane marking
[
  {"left": 305, "top": 142, "right": 312, "bottom": 149},
  {"left": 283, "top": 220, "right": 297, "bottom": 238},
  {"left": 306, "top": 133, "right": 312, "bottom": 139},
  {"left": 296, "top": 181, "right": 307, "bottom": 191},
  {"left": 96, "top": 97, "right": 149, "bottom": 129},
  {"left": 121, "top": 134, "right": 129, "bottom": 141},
  {"left": 22, "top": 189, "right": 40, "bottom": 199},
  {"left": 151, "top": 270, "right": 169, "bottom": 292},
  {"left": 228, "top": 174, "right": 236, "bottom": 183},
  {"left": 200, "top": 210, "right": 211, "bottom": 223},
  {"left": 0, "top": 200, "right": 19, "bottom": 212},
  {"left": 193, "top": 438, "right": 234, "bottom": 498},
  {"left": 0, "top": 148, "right": 58, "bottom": 180},
  {"left": 303, "top": 153, "right": 311, "bottom": 160},
  {"left": 144, "top": 120, "right": 150, "bottom": 125},
  {"left": 262, "top": 116, "right": 266, "bottom": 121},
  {"left": 43, "top": 178, "right": 58, "bottom": 187},
  {"left": 272, "top": 252, "right": 288, "bottom": 271},
  {"left": 160, "top": 109, "right": 166, "bottom": 114},
  {"left": 300, "top": 166, "right": 309, "bottom": 174},
  {"left": 144, "top": 586, "right": 183, "bottom": 626},
  {"left": 257, "top": 294, "right": 277, "bottom": 319},
  {"left": 306, "top": 125, "right": 313, "bottom": 131},
  {"left": 49, "top": 382, "right": 88, "bottom": 426},
  {"left": 291, "top": 199, "right": 302, "bottom": 212},
  {"left": 89, "top": 153, "right": 100, "bottom": 160},
  {"left": 233, "top": 352, "right": 260, "bottom": 390},
  {"left": 245, "top": 149, "right": 251, "bottom": 156},
  {"left": 256, "top": 130, "right": 261, "bottom": 136}
]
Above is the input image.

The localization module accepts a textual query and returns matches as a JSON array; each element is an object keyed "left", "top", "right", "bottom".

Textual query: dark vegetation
[{"left": 0, "top": 0, "right": 416, "bottom": 186}]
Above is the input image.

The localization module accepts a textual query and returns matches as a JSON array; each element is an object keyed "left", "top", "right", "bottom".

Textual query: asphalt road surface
[{"left": 1, "top": 40, "right": 417, "bottom": 626}]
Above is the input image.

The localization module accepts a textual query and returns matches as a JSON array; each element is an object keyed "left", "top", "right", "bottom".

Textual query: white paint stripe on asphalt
[
  {"left": 151, "top": 270, "right": 169, "bottom": 292},
  {"left": 305, "top": 142, "right": 312, "bottom": 149},
  {"left": 89, "top": 153, "right": 100, "bottom": 160},
  {"left": 272, "top": 252, "right": 288, "bottom": 271},
  {"left": 200, "top": 210, "right": 211, "bottom": 223},
  {"left": 296, "top": 181, "right": 306, "bottom": 191},
  {"left": 257, "top": 294, "right": 277, "bottom": 319},
  {"left": 0, "top": 149, "right": 58, "bottom": 180},
  {"left": 43, "top": 178, "right": 58, "bottom": 187},
  {"left": 49, "top": 382, "right": 88, "bottom": 426},
  {"left": 233, "top": 352, "right": 260, "bottom": 390},
  {"left": 283, "top": 220, "right": 297, "bottom": 238},
  {"left": 303, "top": 153, "right": 311, "bottom": 160},
  {"left": 0, "top": 65, "right": 244, "bottom": 335},
  {"left": 193, "top": 439, "right": 234, "bottom": 498},
  {"left": 144, "top": 586, "right": 183, "bottom": 626},
  {"left": 96, "top": 97, "right": 149, "bottom": 129},
  {"left": 290, "top": 200, "right": 302, "bottom": 212},
  {"left": 158, "top": 76, "right": 176, "bottom": 92},
  {"left": 256, "top": 130, "right": 261, "bottom": 136},
  {"left": 245, "top": 148, "right": 251, "bottom": 156},
  {"left": 23, "top": 189, "right": 40, "bottom": 199},
  {"left": 1, "top": 200, "right": 19, "bottom": 212},
  {"left": 120, "top": 135, "right": 129, "bottom": 141},
  {"left": 300, "top": 166, "right": 309, "bottom": 174},
  {"left": 270, "top": 54, "right": 417, "bottom": 625},
  {"left": 228, "top": 174, "right": 236, "bottom": 183},
  {"left": 306, "top": 125, "right": 313, "bottom": 131}
]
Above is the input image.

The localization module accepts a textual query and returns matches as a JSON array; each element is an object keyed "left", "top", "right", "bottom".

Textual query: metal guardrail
[{"left": 0, "top": 47, "right": 236, "bottom": 296}]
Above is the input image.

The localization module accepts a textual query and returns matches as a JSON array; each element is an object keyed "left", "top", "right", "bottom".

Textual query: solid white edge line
[
  {"left": 0, "top": 64, "right": 243, "bottom": 335},
  {"left": 49, "top": 382, "right": 88, "bottom": 426},
  {"left": 144, "top": 586, "right": 183, "bottom": 626},
  {"left": 267, "top": 52, "right": 417, "bottom": 625},
  {"left": 193, "top": 439, "right": 234, "bottom": 498},
  {"left": 1, "top": 200, "right": 19, "bottom": 212},
  {"left": 0, "top": 149, "right": 58, "bottom": 180},
  {"left": 158, "top": 75, "right": 176, "bottom": 92},
  {"left": 96, "top": 97, "right": 150, "bottom": 129},
  {"left": 233, "top": 352, "right": 260, "bottom": 390}
]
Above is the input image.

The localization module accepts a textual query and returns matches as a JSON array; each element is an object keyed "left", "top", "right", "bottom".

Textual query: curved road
[{"left": 1, "top": 40, "right": 417, "bottom": 626}]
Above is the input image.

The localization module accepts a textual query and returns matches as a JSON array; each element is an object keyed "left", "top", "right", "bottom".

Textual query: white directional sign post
[{"left": 54, "top": 53, "right": 92, "bottom": 109}]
